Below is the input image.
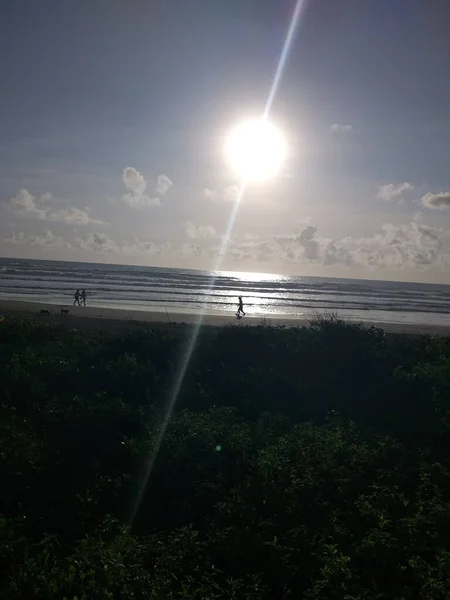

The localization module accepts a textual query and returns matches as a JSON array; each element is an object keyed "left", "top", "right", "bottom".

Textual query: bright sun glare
[{"left": 225, "top": 119, "right": 287, "bottom": 183}]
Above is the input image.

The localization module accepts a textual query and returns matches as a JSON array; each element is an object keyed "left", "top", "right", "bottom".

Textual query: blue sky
[{"left": 1, "top": 0, "right": 450, "bottom": 282}]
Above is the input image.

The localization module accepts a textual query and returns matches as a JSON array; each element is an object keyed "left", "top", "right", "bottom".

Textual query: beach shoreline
[{"left": 1, "top": 298, "right": 450, "bottom": 336}]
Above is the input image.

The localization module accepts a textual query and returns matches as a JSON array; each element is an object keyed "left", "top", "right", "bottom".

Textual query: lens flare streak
[
  {"left": 264, "top": 0, "right": 307, "bottom": 119},
  {"left": 127, "top": 1, "right": 308, "bottom": 530},
  {"left": 126, "top": 185, "right": 245, "bottom": 529}
]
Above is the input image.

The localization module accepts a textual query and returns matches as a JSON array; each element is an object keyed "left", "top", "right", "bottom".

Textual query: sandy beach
[{"left": 0, "top": 298, "right": 449, "bottom": 336}]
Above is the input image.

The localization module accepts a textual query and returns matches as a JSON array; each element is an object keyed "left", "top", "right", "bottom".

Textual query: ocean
[{"left": 1, "top": 257, "right": 450, "bottom": 326}]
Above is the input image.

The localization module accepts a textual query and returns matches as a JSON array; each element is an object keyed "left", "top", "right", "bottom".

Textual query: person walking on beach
[
  {"left": 236, "top": 296, "right": 245, "bottom": 317},
  {"left": 81, "top": 289, "right": 86, "bottom": 307},
  {"left": 73, "top": 289, "right": 80, "bottom": 306}
]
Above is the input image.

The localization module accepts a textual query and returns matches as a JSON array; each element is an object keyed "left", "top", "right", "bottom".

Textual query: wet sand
[{"left": 0, "top": 299, "right": 450, "bottom": 336}]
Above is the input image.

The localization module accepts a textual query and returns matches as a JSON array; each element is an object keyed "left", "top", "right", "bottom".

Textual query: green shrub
[{"left": 2, "top": 319, "right": 450, "bottom": 597}]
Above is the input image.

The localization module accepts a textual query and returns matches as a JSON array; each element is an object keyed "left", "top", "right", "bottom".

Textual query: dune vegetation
[{"left": 2, "top": 316, "right": 450, "bottom": 598}]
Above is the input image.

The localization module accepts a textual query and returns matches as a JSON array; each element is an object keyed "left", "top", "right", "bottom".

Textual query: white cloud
[
  {"left": 8, "top": 188, "right": 105, "bottom": 225},
  {"left": 1, "top": 228, "right": 173, "bottom": 261},
  {"left": 330, "top": 123, "right": 353, "bottom": 133},
  {"left": 10, "top": 189, "right": 37, "bottom": 212},
  {"left": 422, "top": 192, "right": 450, "bottom": 210},
  {"left": 76, "top": 231, "right": 119, "bottom": 253},
  {"left": 122, "top": 167, "right": 160, "bottom": 209},
  {"left": 47, "top": 207, "right": 105, "bottom": 225},
  {"left": 378, "top": 182, "right": 414, "bottom": 201},
  {"left": 181, "top": 243, "right": 202, "bottom": 257},
  {"left": 203, "top": 188, "right": 218, "bottom": 200},
  {"left": 9, "top": 189, "right": 46, "bottom": 219},
  {"left": 350, "top": 220, "right": 447, "bottom": 268},
  {"left": 223, "top": 219, "right": 450, "bottom": 271},
  {"left": 204, "top": 184, "right": 240, "bottom": 202},
  {"left": 122, "top": 239, "right": 171, "bottom": 256},
  {"left": 123, "top": 193, "right": 161, "bottom": 208},
  {"left": 123, "top": 167, "right": 147, "bottom": 196},
  {"left": 155, "top": 174, "right": 173, "bottom": 195},
  {"left": 185, "top": 221, "right": 217, "bottom": 240},
  {"left": 274, "top": 226, "right": 352, "bottom": 266},
  {"left": 223, "top": 184, "right": 240, "bottom": 202},
  {"left": 1, "top": 230, "right": 68, "bottom": 248},
  {"left": 39, "top": 192, "right": 57, "bottom": 206},
  {"left": 75, "top": 231, "right": 171, "bottom": 257}
]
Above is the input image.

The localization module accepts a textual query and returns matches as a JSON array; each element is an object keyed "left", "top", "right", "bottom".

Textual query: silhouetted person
[
  {"left": 73, "top": 289, "right": 80, "bottom": 306},
  {"left": 81, "top": 289, "right": 86, "bottom": 306},
  {"left": 237, "top": 296, "right": 245, "bottom": 317}
]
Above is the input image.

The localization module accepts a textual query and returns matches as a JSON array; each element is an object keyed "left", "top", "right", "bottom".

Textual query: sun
[{"left": 225, "top": 119, "right": 287, "bottom": 183}]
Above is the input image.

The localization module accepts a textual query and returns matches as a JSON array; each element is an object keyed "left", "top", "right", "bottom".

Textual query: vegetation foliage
[{"left": 2, "top": 316, "right": 450, "bottom": 598}]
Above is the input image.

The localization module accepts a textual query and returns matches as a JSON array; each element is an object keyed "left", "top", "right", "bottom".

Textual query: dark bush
[{"left": 1, "top": 318, "right": 450, "bottom": 598}]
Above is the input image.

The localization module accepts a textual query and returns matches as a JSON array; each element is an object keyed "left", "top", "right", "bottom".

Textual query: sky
[{"left": 1, "top": 0, "right": 450, "bottom": 283}]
